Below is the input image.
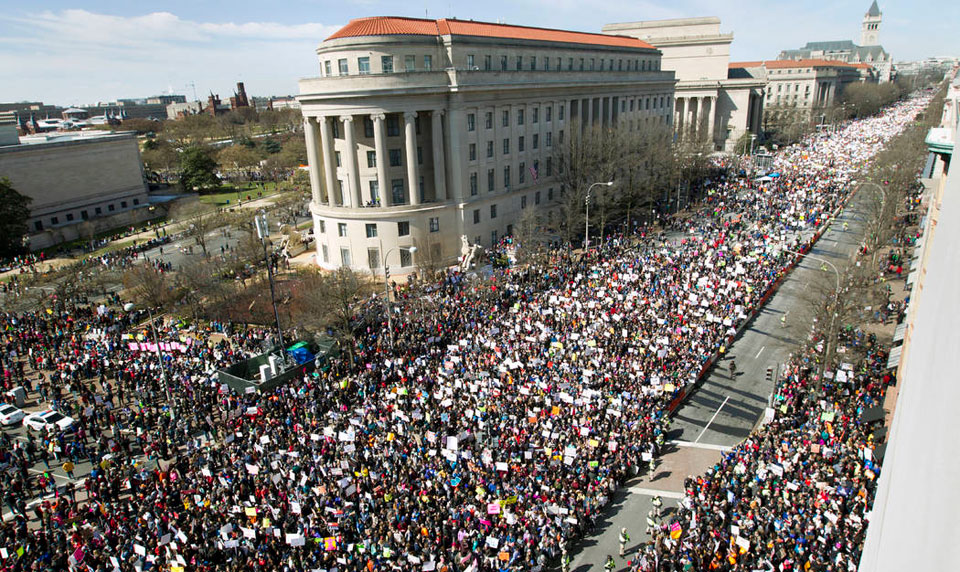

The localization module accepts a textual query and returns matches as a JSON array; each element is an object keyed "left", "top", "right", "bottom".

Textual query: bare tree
[
  {"left": 169, "top": 199, "right": 229, "bottom": 258},
  {"left": 291, "top": 267, "right": 374, "bottom": 359},
  {"left": 122, "top": 265, "right": 174, "bottom": 310}
]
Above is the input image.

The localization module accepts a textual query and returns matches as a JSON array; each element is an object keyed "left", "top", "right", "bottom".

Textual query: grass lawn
[{"left": 198, "top": 183, "right": 281, "bottom": 206}]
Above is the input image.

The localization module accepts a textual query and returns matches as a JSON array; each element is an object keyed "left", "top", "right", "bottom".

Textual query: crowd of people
[{"left": 0, "top": 92, "right": 930, "bottom": 572}]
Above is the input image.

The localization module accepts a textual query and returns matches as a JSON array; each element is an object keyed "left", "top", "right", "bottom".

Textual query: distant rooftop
[{"left": 6, "top": 130, "right": 134, "bottom": 149}]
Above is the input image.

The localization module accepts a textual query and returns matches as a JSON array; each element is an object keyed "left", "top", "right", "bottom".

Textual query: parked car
[
  {"left": 0, "top": 404, "right": 24, "bottom": 426},
  {"left": 22, "top": 410, "right": 75, "bottom": 433}
]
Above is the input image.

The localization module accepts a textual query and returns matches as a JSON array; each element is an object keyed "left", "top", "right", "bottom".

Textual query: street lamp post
[
  {"left": 584, "top": 181, "right": 614, "bottom": 250},
  {"left": 255, "top": 212, "right": 286, "bottom": 360},
  {"left": 380, "top": 242, "right": 417, "bottom": 351},
  {"left": 785, "top": 249, "right": 840, "bottom": 389},
  {"left": 123, "top": 302, "right": 175, "bottom": 419}
]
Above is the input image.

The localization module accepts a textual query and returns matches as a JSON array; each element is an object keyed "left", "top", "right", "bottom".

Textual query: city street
[{"left": 569, "top": 186, "right": 874, "bottom": 571}]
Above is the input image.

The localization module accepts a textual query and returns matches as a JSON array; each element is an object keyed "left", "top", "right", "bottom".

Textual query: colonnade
[{"left": 303, "top": 110, "right": 447, "bottom": 209}]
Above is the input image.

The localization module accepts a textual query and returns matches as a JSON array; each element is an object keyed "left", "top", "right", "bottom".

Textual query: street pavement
[{"left": 568, "top": 189, "right": 874, "bottom": 571}]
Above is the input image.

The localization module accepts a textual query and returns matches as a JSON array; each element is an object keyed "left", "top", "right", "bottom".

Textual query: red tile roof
[
  {"left": 327, "top": 16, "right": 655, "bottom": 50},
  {"left": 730, "top": 59, "right": 858, "bottom": 70}
]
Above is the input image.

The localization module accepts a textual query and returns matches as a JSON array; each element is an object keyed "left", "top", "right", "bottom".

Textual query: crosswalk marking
[{"left": 668, "top": 440, "right": 733, "bottom": 452}]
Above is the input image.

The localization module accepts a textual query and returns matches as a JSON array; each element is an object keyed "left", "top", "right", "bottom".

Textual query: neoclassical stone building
[
  {"left": 297, "top": 17, "right": 676, "bottom": 273},
  {"left": 602, "top": 17, "right": 765, "bottom": 153}
]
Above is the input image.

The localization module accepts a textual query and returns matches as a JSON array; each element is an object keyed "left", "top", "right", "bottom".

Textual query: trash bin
[{"left": 6, "top": 387, "right": 25, "bottom": 407}]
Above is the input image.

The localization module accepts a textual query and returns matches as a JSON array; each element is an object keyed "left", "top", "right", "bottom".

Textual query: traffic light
[{"left": 765, "top": 367, "right": 773, "bottom": 384}]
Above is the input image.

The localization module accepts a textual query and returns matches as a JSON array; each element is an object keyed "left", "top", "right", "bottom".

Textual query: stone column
[
  {"left": 340, "top": 115, "right": 361, "bottom": 208},
  {"left": 318, "top": 116, "right": 337, "bottom": 205},
  {"left": 688, "top": 97, "right": 698, "bottom": 138},
  {"left": 431, "top": 110, "right": 446, "bottom": 202},
  {"left": 753, "top": 93, "right": 764, "bottom": 134},
  {"left": 372, "top": 113, "right": 389, "bottom": 206},
  {"left": 403, "top": 111, "right": 420, "bottom": 206},
  {"left": 303, "top": 117, "right": 324, "bottom": 205},
  {"left": 605, "top": 96, "right": 613, "bottom": 127},
  {"left": 584, "top": 97, "right": 593, "bottom": 130},
  {"left": 707, "top": 96, "right": 717, "bottom": 143},
  {"left": 675, "top": 97, "right": 683, "bottom": 133},
  {"left": 446, "top": 108, "right": 465, "bottom": 204}
]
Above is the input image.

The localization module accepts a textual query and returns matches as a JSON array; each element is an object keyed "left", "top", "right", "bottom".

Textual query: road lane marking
[
  {"left": 755, "top": 346, "right": 765, "bottom": 359},
  {"left": 695, "top": 396, "right": 730, "bottom": 443},
  {"left": 627, "top": 487, "right": 684, "bottom": 499},
  {"left": 668, "top": 440, "right": 733, "bottom": 452}
]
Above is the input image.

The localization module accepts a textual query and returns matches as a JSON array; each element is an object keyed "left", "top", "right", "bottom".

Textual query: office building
[{"left": 297, "top": 16, "right": 676, "bottom": 272}]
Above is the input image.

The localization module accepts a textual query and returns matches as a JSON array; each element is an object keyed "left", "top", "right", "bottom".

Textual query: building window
[
  {"left": 467, "top": 113, "right": 476, "bottom": 131},
  {"left": 546, "top": 105, "right": 552, "bottom": 122},
  {"left": 567, "top": 58, "right": 573, "bottom": 71},
  {"left": 486, "top": 141, "right": 494, "bottom": 158},
  {"left": 81, "top": 210, "right": 88, "bottom": 220},
  {"left": 417, "top": 146, "right": 423, "bottom": 165},
  {"left": 545, "top": 132, "right": 552, "bottom": 148},
  {"left": 532, "top": 107, "right": 539, "bottom": 123},
  {"left": 389, "top": 149, "right": 403, "bottom": 167},
  {"left": 418, "top": 176, "right": 424, "bottom": 201},
  {"left": 367, "top": 151, "right": 377, "bottom": 168},
  {"left": 469, "top": 143, "right": 477, "bottom": 161},
  {"left": 546, "top": 157, "right": 553, "bottom": 176},
  {"left": 120, "top": 201, "right": 127, "bottom": 208},
  {"left": 382, "top": 56, "right": 394, "bottom": 73},
  {"left": 133, "top": 198, "right": 139, "bottom": 205},
  {"left": 368, "top": 248, "right": 380, "bottom": 270},
  {"left": 470, "top": 173, "right": 478, "bottom": 196},
  {"left": 397, "top": 221, "right": 410, "bottom": 236},
  {"left": 484, "top": 55, "right": 492, "bottom": 70},
  {"left": 530, "top": 57, "right": 537, "bottom": 71},
  {"left": 521, "top": 195, "right": 527, "bottom": 209},
  {"left": 599, "top": 59, "right": 604, "bottom": 71},
  {"left": 558, "top": 104, "right": 565, "bottom": 120},
  {"left": 108, "top": 204, "right": 115, "bottom": 212},
  {"left": 517, "top": 109, "right": 524, "bottom": 125},
  {"left": 500, "top": 56, "right": 508, "bottom": 71},
  {"left": 338, "top": 59, "right": 348, "bottom": 75},
  {"left": 335, "top": 151, "right": 342, "bottom": 167},
  {"left": 424, "top": 55, "right": 432, "bottom": 71},
  {"left": 358, "top": 57, "right": 370, "bottom": 74},
  {"left": 548, "top": 187, "right": 554, "bottom": 201},
  {"left": 491, "top": 230, "right": 498, "bottom": 245},
  {"left": 429, "top": 217, "right": 440, "bottom": 232},
  {"left": 490, "top": 204, "right": 497, "bottom": 219},
  {"left": 532, "top": 160, "right": 539, "bottom": 179},
  {"left": 518, "top": 136, "right": 525, "bottom": 152},
  {"left": 364, "top": 118, "right": 374, "bottom": 137},
  {"left": 473, "top": 209, "right": 481, "bottom": 224},
  {"left": 532, "top": 134, "right": 539, "bottom": 149},
  {"left": 369, "top": 181, "right": 379, "bottom": 203},
  {"left": 405, "top": 55, "right": 416, "bottom": 71},
  {"left": 502, "top": 110, "right": 509, "bottom": 127},
  {"left": 400, "top": 248, "right": 413, "bottom": 267},
  {"left": 365, "top": 223, "right": 378, "bottom": 238},
  {"left": 338, "top": 223, "right": 348, "bottom": 237},
  {"left": 95, "top": 207, "right": 102, "bottom": 215},
  {"left": 519, "top": 162, "right": 526, "bottom": 184},
  {"left": 503, "top": 166, "right": 510, "bottom": 188},
  {"left": 340, "top": 248, "right": 352, "bottom": 266},
  {"left": 503, "top": 138, "right": 510, "bottom": 155},
  {"left": 516, "top": 56, "right": 522, "bottom": 71},
  {"left": 485, "top": 112, "right": 493, "bottom": 129},
  {"left": 544, "top": 57, "right": 550, "bottom": 71},
  {"left": 392, "top": 179, "right": 405, "bottom": 204},
  {"left": 324, "top": 61, "right": 332, "bottom": 76},
  {"left": 535, "top": 191, "right": 541, "bottom": 205},
  {"left": 579, "top": 58, "right": 584, "bottom": 71},
  {"left": 467, "top": 54, "right": 475, "bottom": 68},
  {"left": 487, "top": 169, "right": 495, "bottom": 192},
  {"left": 332, "top": 121, "right": 340, "bottom": 139},
  {"left": 318, "top": 220, "right": 326, "bottom": 234},
  {"left": 322, "top": 244, "right": 329, "bottom": 262},
  {"left": 558, "top": 130, "right": 564, "bottom": 144}
]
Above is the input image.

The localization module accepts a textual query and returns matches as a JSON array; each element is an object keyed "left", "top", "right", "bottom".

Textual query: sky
[{"left": 0, "top": 0, "right": 955, "bottom": 106}]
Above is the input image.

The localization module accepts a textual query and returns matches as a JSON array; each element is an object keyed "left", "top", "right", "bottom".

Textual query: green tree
[
  {"left": 0, "top": 177, "right": 32, "bottom": 257},
  {"left": 178, "top": 146, "right": 220, "bottom": 192}
]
